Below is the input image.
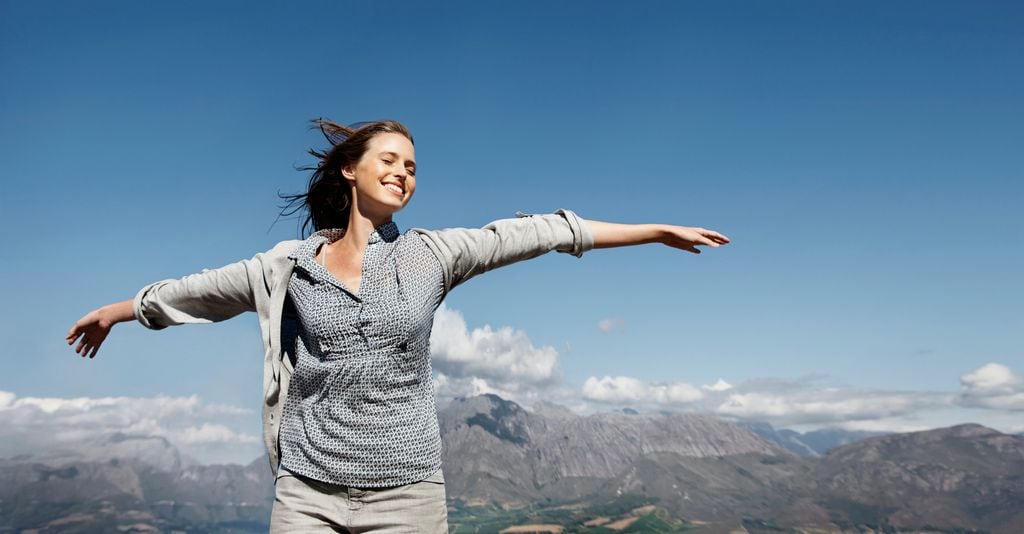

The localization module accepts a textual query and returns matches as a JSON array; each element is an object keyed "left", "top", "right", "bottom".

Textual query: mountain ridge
[{"left": 2, "top": 394, "right": 1020, "bottom": 532}]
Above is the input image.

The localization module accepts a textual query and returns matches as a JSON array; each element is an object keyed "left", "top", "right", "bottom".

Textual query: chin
[{"left": 388, "top": 200, "right": 407, "bottom": 213}]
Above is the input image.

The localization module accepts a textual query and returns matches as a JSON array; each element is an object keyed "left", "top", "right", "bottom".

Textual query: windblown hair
[{"left": 277, "top": 119, "right": 414, "bottom": 237}]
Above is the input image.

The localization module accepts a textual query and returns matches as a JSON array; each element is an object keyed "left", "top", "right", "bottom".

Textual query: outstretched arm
[
  {"left": 583, "top": 219, "right": 730, "bottom": 254},
  {"left": 66, "top": 249, "right": 267, "bottom": 359},
  {"left": 412, "top": 208, "right": 730, "bottom": 297}
]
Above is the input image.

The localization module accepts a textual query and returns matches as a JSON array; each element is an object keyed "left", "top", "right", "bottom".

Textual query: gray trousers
[{"left": 270, "top": 469, "right": 448, "bottom": 533}]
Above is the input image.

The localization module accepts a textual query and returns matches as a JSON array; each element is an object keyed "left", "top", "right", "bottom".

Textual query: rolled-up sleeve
[
  {"left": 132, "top": 255, "right": 260, "bottom": 330},
  {"left": 410, "top": 208, "right": 594, "bottom": 294}
]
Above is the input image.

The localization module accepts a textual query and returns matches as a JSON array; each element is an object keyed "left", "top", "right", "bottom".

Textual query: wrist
[{"left": 651, "top": 224, "right": 671, "bottom": 244}]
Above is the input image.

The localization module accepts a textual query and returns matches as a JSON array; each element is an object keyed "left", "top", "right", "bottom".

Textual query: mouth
[{"left": 382, "top": 182, "right": 404, "bottom": 198}]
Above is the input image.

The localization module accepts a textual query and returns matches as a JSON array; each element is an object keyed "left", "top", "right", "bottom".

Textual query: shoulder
[
  {"left": 235, "top": 239, "right": 302, "bottom": 288},
  {"left": 403, "top": 228, "right": 446, "bottom": 264},
  {"left": 404, "top": 227, "right": 434, "bottom": 244},
  {"left": 262, "top": 239, "right": 303, "bottom": 259},
  {"left": 403, "top": 228, "right": 438, "bottom": 255},
  {"left": 251, "top": 239, "right": 303, "bottom": 272}
]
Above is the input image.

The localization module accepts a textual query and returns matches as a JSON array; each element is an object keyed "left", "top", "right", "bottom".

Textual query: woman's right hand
[{"left": 66, "top": 299, "right": 134, "bottom": 359}]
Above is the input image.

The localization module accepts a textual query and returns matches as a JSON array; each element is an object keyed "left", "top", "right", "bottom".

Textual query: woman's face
[{"left": 343, "top": 132, "right": 417, "bottom": 215}]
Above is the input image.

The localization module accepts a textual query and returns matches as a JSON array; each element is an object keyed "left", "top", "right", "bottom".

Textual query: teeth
[{"left": 384, "top": 183, "right": 403, "bottom": 195}]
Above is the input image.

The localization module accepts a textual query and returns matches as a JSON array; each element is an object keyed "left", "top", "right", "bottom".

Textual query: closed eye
[{"left": 379, "top": 151, "right": 415, "bottom": 175}]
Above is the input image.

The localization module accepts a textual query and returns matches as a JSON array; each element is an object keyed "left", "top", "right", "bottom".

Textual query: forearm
[
  {"left": 101, "top": 299, "right": 136, "bottom": 326},
  {"left": 582, "top": 219, "right": 665, "bottom": 249}
]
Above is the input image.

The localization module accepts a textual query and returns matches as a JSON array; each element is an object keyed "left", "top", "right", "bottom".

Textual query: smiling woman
[{"left": 64, "top": 117, "right": 729, "bottom": 533}]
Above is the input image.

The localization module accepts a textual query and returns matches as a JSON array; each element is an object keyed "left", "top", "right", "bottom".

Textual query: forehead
[{"left": 367, "top": 132, "right": 414, "bottom": 157}]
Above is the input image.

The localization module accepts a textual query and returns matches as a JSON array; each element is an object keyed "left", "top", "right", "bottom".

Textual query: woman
[{"left": 66, "top": 119, "right": 730, "bottom": 533}]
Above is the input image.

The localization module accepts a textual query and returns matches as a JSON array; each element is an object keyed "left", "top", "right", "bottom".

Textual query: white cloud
[
  {"left": 715, "top": 389, "right": 954, "bottom": 425},
  {"left": 960, "top": 362, "right": 1024, "bottom": 411},
  {"left": 432, "top": 372, "right": 584, "bottom": 415},
  {"left": 598, "top": 318, "right": 625, "bottom": 333},
  {"left": 0, "top": 391, "right": 261, "bottom": 465},
  {"left": 433, "top": 373, "right": 493, "bottom": 400},
  {"left": 0, "top": 390, "right": 15, "bottom": 408},
  {"left": 430, "top": 303, "right": 562, "bottom": 387},
  {"left": 582, "top": 375, "right": 704, "bottom": 405},
  {"left": 574, "top": 373, "right": 964, "bottom": 427},
  {"left": 703, "top": 379, "right": 733, "bottom": 392},
  {"left": 961, "top": 363, "right": 1020, "bottom": 390},
  {"left": 177, "top": 423, "right": 259, "bottom": 445},
  {"left": 573, "top": 364, "right": 1024, "bottom": 430}
]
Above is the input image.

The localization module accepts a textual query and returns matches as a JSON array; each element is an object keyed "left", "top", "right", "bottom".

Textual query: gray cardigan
[{"left": 132, "top": 209, "right": 595, "bottom": 476}]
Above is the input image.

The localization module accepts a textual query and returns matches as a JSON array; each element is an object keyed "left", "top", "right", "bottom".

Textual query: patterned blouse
[{"left": 277, "top": 209, "right": 594, "bottom": 488}]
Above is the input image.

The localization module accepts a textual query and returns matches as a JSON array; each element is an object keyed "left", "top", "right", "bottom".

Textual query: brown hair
[{"left": 277, "top": 118, "right": 414, "bottom": 237}]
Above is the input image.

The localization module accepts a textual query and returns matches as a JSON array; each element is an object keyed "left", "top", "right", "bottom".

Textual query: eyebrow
[{"left": 381, "top": 151, "right": 416, "bottom": 169}]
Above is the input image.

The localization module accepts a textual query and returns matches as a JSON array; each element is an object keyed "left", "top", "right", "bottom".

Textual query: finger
[
  {"left": 88, "top": 344, "right": 99, "bottom": 359},
  {"left": 685, "top": 246, "right": 701, "bottom": 254},
  {"left": 704, "top": 231, "right": 730, "bottom": 243},
  {"left": 696, "top": 236, "right": 719, "bottom": 247},
  {"left": 76, "top": 337, "right": 88, "bottom": 354},
  {"left": 696, "top": 227, "right": 729, "bottom": 240},
  {"left": 67, "top": 327, "right": 81, "bottom": 343}
]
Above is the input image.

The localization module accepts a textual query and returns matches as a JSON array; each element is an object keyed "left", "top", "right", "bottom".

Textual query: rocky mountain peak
[
  {"left": 529, "top": 399, "right": 577, "bottom": 420},
  {"left": 25, "top": 433, "right": 190, "bottom": 473}
]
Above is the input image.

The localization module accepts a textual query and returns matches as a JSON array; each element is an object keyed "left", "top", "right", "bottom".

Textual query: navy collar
[{"left": 287, "top": 221, "right": 400, "bottom": 262}]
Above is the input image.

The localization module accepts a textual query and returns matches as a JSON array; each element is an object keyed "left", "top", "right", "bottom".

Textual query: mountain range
[{"left": 1, "top": 393, "right": 1020, "bottom": 533}]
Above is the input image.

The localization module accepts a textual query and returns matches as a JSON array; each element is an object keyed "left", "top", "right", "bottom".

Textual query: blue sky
[{"left": 2, "top": 1, "right": 1021, "bottom": 463}]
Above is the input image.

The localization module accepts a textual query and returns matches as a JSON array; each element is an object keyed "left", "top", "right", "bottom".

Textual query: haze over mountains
[{"left": 2, "top": 393, "right": 1021, "bottom": 532}]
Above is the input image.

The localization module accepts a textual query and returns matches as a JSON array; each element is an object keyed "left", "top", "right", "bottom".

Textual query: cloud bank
[
  {"left": 574, "top": 365, "right": 1022, "bottom": 433},
  {"left": 426, "top": 306, "right": 1022, "bottom": 434},
  {"left": 582, "top": 375, "right": 704, "bottom": 404},
  {"left": 431, "top": 308, "right": 1024, "bottom": 436},
  {"left": 0, "top": 392, "right": 261, "bottom": 465}
]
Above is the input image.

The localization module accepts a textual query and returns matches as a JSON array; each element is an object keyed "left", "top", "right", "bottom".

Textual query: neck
[{"left": 337, "top": 205, "right": 393, "bottom": 250}]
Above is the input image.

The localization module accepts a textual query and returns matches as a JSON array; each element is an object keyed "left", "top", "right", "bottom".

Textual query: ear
[{"left": 341, "top": 164, "right": 356, "bottom": 184}]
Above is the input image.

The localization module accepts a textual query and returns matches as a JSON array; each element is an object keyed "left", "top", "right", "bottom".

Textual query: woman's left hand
[{"left": 659, "top": 225, "right": 730, "bottom": 254}]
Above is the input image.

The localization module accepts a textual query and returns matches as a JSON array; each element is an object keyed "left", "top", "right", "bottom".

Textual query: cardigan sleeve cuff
[
  {"left": 555, "top": 208, "right": 595, "bottom": 258},
  {"left": 514, "top": 208, "right": 594, "bottom": 259},
  {"left": 133, "top": 280, "right": 170, "bottom": 330}
]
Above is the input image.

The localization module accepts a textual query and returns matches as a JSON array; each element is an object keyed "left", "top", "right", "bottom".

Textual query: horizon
[{"left": 1, "top": 388, "right": 1018, "bottom": 467}]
